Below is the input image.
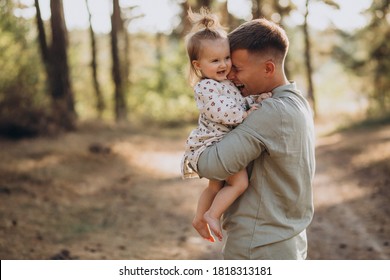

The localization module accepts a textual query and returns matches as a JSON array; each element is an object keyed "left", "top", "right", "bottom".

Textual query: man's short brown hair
[{"left": 228, "top": 19, "right": 289, "bottom": 62}]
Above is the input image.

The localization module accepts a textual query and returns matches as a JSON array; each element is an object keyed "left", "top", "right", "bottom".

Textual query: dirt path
[
  {"left": 0, "top": 123, "right": 222, "bottom": 259},
  {"left": 308, "top": 125, "right": 390, "bottom": 259},
  {"left": 0, "top": 121, "right": 389, "bottom": 259}
]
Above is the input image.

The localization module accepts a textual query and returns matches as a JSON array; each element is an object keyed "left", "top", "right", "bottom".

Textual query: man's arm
[{"left": 197, "top": 123, "right": 265, "bottom": 180}]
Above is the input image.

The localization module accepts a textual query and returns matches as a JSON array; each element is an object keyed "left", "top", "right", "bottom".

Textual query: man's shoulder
[{"left": 271, "top": 82, "right": 308, "bottom": 106}]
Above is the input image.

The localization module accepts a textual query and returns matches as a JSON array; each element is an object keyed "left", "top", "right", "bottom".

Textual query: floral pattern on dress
[{"left": 181, "top": 79, "right": 257, "bottom": 179}]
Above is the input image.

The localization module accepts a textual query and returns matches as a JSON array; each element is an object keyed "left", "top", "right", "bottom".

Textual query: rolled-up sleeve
[{"left": 197, "top": 122, "right": 265, "bottom": 180}]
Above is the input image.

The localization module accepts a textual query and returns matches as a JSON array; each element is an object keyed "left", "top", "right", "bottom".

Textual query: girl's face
[{"left": 192, "top": 38, "right": 231, "bottom": 82}]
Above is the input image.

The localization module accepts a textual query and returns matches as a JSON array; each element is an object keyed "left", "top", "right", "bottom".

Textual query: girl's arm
[
  {"left": 245, "top": 92, "right": 273, "bottom": 106},
  {"left": 256, "top": 92, "right": 273, "bottom": 102},
  {"left": 242, "top": 105, "right": 258, "bottom": 119}
]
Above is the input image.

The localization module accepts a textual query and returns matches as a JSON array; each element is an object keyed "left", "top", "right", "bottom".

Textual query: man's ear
[
  {"left": 192, "top": 60, "right": 201, "bottom": 70},
  {"left": 264, "top": 60, "right": 275, "bottom": 76}
]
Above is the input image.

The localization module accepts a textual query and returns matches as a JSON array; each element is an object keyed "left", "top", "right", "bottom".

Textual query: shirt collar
[{"left": 272, "top": 81, "right": 299, "bottom": 98}]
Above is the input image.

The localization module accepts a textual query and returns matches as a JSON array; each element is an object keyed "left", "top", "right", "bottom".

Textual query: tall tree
[
  {"left": 35, "top": 0, "right": 76, "bottom": 130},
  {"left": 334, "top": 0, "right": 390, "bottom": 115},
  {"left": 272, "top": 0, "right": 294, "bottom": 80},
  {"left": 0, "top": 0, "right": 48, "bottom": 137},
  {"left": 34, "top": 0, "right": 49, "bottom": 69},
  {"left": 174, "top": 0, "right": 191, "bottom": 37},
  {"left": 302, "top": 0, "right": 339, "bottom": 116},
  {"left": 111, "top": 0, "right": 127, "bottom": 122},
  {"left": 49, "top": 0, "right": 76, "bottom": 128},
  {"left": 155, "top": 32, "right": 167, "bottom": 93},
  {"left": 252, "top": 0, "right": 264, "bottom": 19},
  {"left": 367, "top": 0, "right": 390, "bottom": 114},
  {"left": 303, "top": 0, "right": 316, "bottom": 116},
  {"left": 85, "top": 0, "right": 105, "bottom": 118},
  {"left": 121, "top": 5, "right": 143, "bottom": 95}
]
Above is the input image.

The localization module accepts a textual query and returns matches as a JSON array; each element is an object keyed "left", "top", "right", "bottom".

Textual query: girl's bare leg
[
  {"left": 204, "top": 169, "right": 248, "bottom": 241},
  {"left": 192, "top": 180, "right": 223, "bottom": 242}
]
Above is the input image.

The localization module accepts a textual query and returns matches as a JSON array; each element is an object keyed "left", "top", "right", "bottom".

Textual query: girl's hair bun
[{"left": 187, "top": 7, "right": 225, "bottom": 34}]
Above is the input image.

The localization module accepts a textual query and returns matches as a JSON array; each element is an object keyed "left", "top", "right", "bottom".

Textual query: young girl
[{"left": 181, "top": 8, "right": 271, "bottom": 242}]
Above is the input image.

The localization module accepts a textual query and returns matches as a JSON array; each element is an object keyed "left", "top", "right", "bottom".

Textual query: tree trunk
[
  {"left": 35, "top": 0, "right": 76, "bottom": 130},
  {"left": 49, "top": 0, "right": 76, "bottom": 129},
  {"left": 123, "top": 28, "right": 130, "bottom": 89},
  {"left": 273, "top": 0, "right": 293, "bottom": 80},
  {"left": 252, "top": 0, "right": 263, "bottom": 19},
  {"left": 197, "top": 0, "right": 212, "bottom": 9},
  {"left": 111, "top": 0, "right": 127, "bottom": 122},
  {"left": 85, "top": 0, "right": 105, "bottom": 118},
  {"left": 155, "top": 32, "right": 166, "bottom": 94},
  {"left": 34, "top": 0, "right": 49, "bottom": 67},
  {"left": 34, "top": 0, "right": 53, "bottom": 99},
  {"left": 303, "top": 0, "right": 316, "bottom": 116},
  {"left": 220, "top": 0, "right": 233, "bottom": 27}
]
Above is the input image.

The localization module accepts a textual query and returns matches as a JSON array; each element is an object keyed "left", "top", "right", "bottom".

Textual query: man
[{"left": 196, "top": 18, "right": 316, "bottom": 259}]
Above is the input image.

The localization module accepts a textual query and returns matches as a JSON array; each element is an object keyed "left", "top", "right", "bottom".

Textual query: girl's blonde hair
[{"left": 185, "top": 8, "right": 227, "bottom": 86}]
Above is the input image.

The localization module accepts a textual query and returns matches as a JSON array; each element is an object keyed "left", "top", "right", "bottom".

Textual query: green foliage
[
  {"left": 332, "top": 0, "right": 390, "bottom": 117},
  {"left": 128, "top": 35, "right": 197, "bottom": 124},
  {"left": 0, "top": 1, "right": 50, "bottom": 138},
  {"left": 66, "top": 31, "right": 197, "bottom": 124},
  {"left": 1, "top": 0, "right": 389, "bottom": 138},
  {"left": 68, "top": 30, "right": 105, "bottom": 120}
]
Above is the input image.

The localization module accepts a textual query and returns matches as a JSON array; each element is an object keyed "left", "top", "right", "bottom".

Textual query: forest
[
  {"left": 0, "top": 0, "right": 388, "bottom": 136},
  {"left": 0, "top": 0, "right": 389, "bottom": 260}
]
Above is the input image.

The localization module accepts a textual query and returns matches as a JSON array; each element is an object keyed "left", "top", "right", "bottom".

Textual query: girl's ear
[{"left": 192, "top": 60, "right": 201, "bottom": 71}]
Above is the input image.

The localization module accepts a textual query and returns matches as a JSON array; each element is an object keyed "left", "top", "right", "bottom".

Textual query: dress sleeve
[{"left": 195, "top": 80, "right": 246, "bottom": 125}]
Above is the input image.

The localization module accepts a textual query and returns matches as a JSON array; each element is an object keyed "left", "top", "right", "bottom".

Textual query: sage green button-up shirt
[{"left": 197, "top": 82, "right": 315, "bottom": 258}]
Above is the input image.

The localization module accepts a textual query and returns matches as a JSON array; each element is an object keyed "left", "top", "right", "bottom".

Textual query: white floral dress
[{"left": 181, "top": 79, "right": 257, "bottom": 179}]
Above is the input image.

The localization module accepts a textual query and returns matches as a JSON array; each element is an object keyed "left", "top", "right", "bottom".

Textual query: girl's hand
[
  {"left": 248, "top": 104, "right": 259, "bottom": 114},
  {"left": 256, "top": 92, "right": 273, "bottom": 102},
  {"left": 243, "top": 104, "right": 258, "bottom": 118}
]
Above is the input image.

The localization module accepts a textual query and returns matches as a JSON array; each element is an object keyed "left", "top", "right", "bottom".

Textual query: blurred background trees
[
  {"left": 0, "top": 0, "right": 388, "bottom": 138},
  {"left": 334, "top": 0, "right": 389, "bottom": 117},
  {"left": 35, "top": 0, "right": 76, "bottom": 129},
  {"left": 0, "top": 0, "right": 50, "bottom": 137}
]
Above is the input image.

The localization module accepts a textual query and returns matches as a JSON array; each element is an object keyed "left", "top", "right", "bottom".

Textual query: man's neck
[{"left": 270, "top": 74, "right": 289, "bottom": 91}]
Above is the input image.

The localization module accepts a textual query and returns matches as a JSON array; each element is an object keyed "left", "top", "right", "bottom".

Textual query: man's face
[{"left": 227, "top": 49, "right": 268, "bottom": 96}]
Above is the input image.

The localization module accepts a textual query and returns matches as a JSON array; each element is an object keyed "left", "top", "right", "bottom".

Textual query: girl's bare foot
[
  {"left": 192, "top": 217, "right": 215, "bottom": 242},
  {"left": 204, "top": 211, "right": 223, "bottom": 241}
]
